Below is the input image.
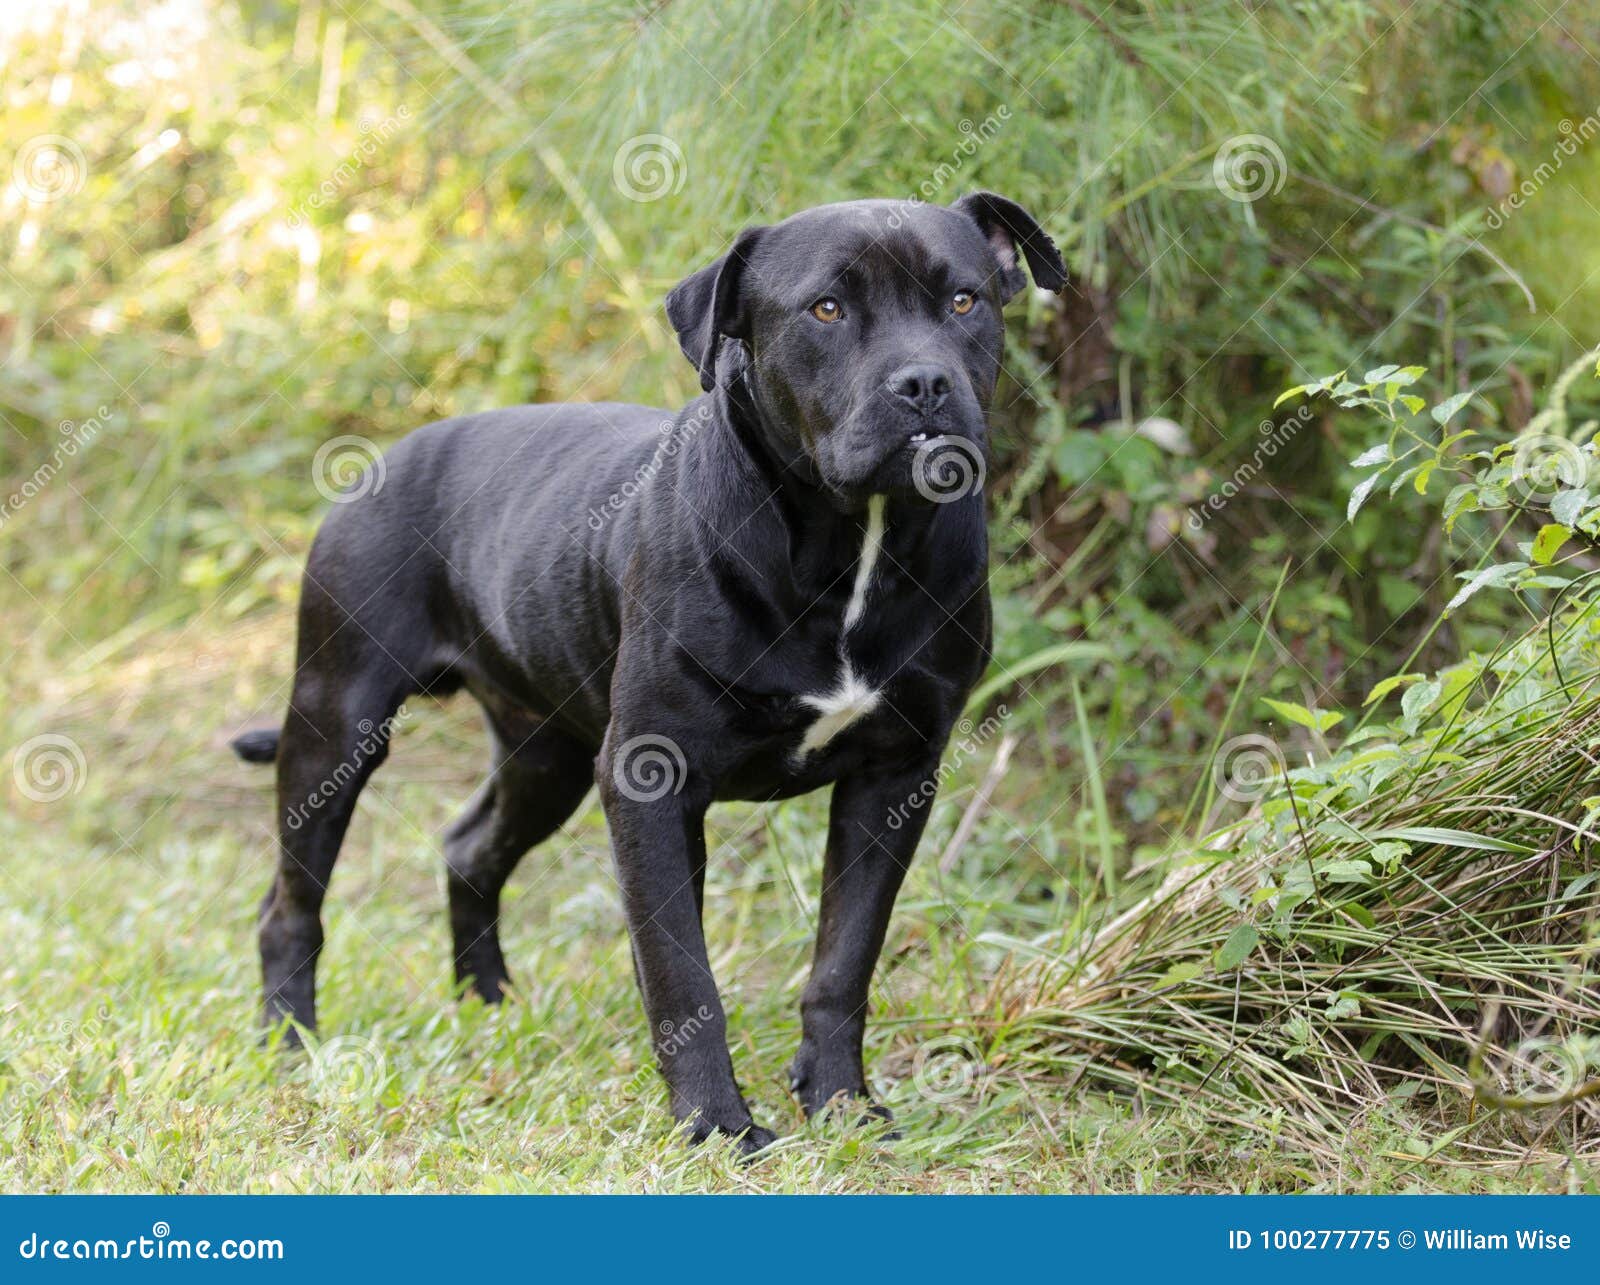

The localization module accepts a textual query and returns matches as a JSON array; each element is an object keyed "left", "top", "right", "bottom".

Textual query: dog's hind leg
[
  {"left": 258, "top": 616, "right": 409, "bottom": 1043},
  {"left": 446, "top": 712, "right": 594, "bottom": 1004}
]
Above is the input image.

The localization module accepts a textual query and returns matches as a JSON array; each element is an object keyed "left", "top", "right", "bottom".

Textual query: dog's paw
[
  {"left": 734, "top": 1124, "right": 780, "bottom": 1160},
  {"left": 788, "top": 1051, "right": 896, "bottom": 1132},
  {"left": 682, "top": 1115, "right": 779, "bottom": 1161},
  {"left": 800, "top": 1089, "right": 898, "bottom": 1138},
  {"left": 863, "top": 1102, "right": 900, "bottom": 1142}
]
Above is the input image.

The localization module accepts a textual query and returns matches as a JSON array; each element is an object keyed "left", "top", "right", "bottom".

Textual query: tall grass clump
[{"left": 992, "top": 352, "right": 1600, "bottom": 1170}]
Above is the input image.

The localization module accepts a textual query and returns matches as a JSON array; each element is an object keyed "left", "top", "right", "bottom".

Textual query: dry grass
[{"left": 992, "top": 638, "right": 1600, "bottom": 1183}]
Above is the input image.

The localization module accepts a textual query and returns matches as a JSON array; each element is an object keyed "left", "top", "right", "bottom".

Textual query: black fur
[
  {"left": 239, "top": 193, "right": 1065, "bottom": 1154},
  {"left": 230, "top": 728, "right": 281, "bottom": 763}
]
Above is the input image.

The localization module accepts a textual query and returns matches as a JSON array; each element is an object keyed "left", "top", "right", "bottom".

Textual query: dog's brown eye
[
  {"left": 951, "top": 290, "right": 976, "bottom": 315},
  {"left": 810, "top": 297, "right": 843, "bottom": 323}
]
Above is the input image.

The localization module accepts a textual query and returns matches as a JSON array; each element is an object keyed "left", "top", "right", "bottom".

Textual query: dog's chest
[{"left": 794, "top": 494, "right": 888, "bottom": 761}]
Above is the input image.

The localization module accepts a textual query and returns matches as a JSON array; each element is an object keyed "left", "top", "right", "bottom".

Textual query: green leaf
[
  {"left": 1551, "top": 488, "right": 1589, "bottom": 525},
  {"left": 1445, "top": 561, "right": 1528, "bottom": 614},
  {"left": 1273, "top": 384, "right": 1309, "bottom": 408},
  {"left": 1368, "top": 826, "right": 1537, "bottom": 855},
  {"left": 1263, "top": 698, "right": 1343, "bottom": 731},
  {"left": 1412, "top": 461, "right": 1436, "bottom": 494},
  {"left": 1370, "top": 841, "right": 1410, "bottom": 872},
  {"left": 1364, "top": 673, "right": 1423, "bottom": 706},
  {"left": 1532, "top": 523, "right": 1572, "bottom": 565},
  {"left": 1388, "top": 464, "right": 1423, "bottom": 496},
  {"left": 1442, "top": 484, "right": 1479, "bottom": 533},
  {"left": 1156, "top": 960, "right": 1204, "bottom": 989},
  {"left": 1213, "top": 924, "right": 1259, "bottom": 971},
  {"left": 1399, "top": 394, "right": 1426, "bottom": 414},
  {"left": 1348, "top": 471, "right": 1381, "bottom": 521},
  {"left": 1351, "top": 442, "right": 1391, "bottom": 468},
  {"left": 1327, "top": 994, "right": 1362, "bottom": 1020},
  {"left": 1317, "top": 858, "right": 1373, "bottom": 884},
  {"left": 1363, "top": 364, "right": 1400, "bottom": 385},
  {"left": 1053, "top": 431, "right": 1109, "bottom": 485},
  {"left": 1430, "top": 389, "right": 1474, "bottom": 425},
  {"left": 1401, "top": 678, "right": 1440, "bottom": 722}
]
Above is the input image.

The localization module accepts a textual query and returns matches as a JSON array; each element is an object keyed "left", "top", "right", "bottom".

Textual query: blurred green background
[
  {"left": 8, "top": 0, "right": 1600, "bottom": 850},
  {"left": 5, "top": 0, "right": 1600, "bottom": 1191}
]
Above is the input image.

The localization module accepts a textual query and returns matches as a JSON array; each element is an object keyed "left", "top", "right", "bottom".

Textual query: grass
[
  {"left": 4, "top": 0, "right": 1599, "bottom": 1200},
  {"left": 995, "top": 633, "right": 1600, "bottom": 1191},
  {"left": 1, "top": 614, "right": 1587, "bottom": 1193}
]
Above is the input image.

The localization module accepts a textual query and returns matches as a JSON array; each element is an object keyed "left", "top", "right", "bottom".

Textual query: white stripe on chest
[{"left": 796, "top": 495, "right": 886, "bottom": 760}]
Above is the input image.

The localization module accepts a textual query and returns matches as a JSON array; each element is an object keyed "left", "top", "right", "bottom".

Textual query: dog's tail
[{"left": 230, "top": 727, "right": 281, "bottom": 764}]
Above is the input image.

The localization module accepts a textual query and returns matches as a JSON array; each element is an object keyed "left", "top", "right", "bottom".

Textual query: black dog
[{"left": 234, "top": 192, "right": 1065, "bottom": 1153}]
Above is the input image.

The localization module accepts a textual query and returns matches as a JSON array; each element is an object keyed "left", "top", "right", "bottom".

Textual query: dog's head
[{"left": 666, "top": 193, "right": 1066, "bottom": 504}]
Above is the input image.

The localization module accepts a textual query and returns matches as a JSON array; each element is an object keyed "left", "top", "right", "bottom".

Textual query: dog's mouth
[
  {"left": 838, "top": 428, "right": 986, "bottom": 504},
  {"left": 813, "top": 410, "right": 988, "bottom": 505}
]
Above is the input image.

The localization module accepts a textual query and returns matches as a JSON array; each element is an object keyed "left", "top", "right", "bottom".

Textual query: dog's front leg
[
  {"left": 789, "top": 754, "right": 940, "bottom": 1124},
  {"left": 597, "top": 733, "right": 774, "bottom": 1156}
]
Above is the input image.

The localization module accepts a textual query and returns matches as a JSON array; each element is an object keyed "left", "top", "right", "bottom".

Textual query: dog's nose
[{"left": 888, "top": 364, "right": 952, "bottom": 416}]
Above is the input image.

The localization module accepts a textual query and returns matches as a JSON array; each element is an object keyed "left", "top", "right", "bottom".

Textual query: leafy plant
[
  {"left": 1002, "top": 347, "right": 1600, "bottom": 1170},
  {"left": 1280, "top": 345, "right": 1600, "bottom": 621}
]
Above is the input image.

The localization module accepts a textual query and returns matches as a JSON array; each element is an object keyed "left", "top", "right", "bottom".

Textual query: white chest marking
[
  {"left": 843, "top": 494, "right": 886, "bottom": 630},
  {"left": 797, "top": 661, "right": 883, "bottom": 758},
  {"left": 796, "top": 495, "right": 887, "bottom": 760}
]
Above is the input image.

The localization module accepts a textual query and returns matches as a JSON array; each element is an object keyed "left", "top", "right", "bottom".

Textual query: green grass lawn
[{"left": 0, "top": 616, "right": 1583, "bottom": 1194}]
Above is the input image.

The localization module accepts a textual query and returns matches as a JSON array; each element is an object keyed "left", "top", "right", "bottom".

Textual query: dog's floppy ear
[
  {"left": 664, "top": 227, "right": 764, "bottom": 392},
  {"left": 951, "top": 192, "right": 1067, "bottom": 302}
]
